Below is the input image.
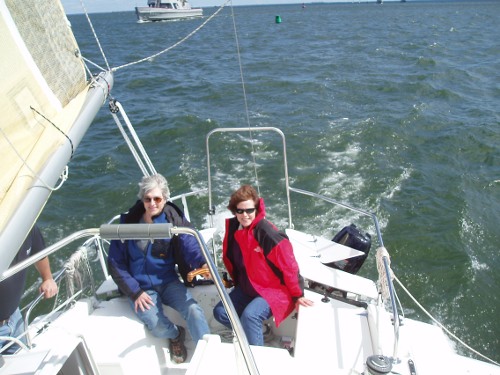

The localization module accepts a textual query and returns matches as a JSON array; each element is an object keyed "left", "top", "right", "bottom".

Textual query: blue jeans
[
  {"left": 0, "top": 308, "right": 26, "bottom": 354},
  {"left": 213, "top": 286, "right": 272, "bottom": 346},
  {"left": 130, "top": 279, "right": 210, "bottom": 343}
]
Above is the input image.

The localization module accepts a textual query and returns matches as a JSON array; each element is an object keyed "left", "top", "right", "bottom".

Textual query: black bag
[{"left": 325, "top": 224, "right": 371, "bottom": 274}]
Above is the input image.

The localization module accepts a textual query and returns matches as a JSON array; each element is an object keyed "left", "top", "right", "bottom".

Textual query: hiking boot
[{"left": 169, "top": 326, "right": 187, "bottom": 364}]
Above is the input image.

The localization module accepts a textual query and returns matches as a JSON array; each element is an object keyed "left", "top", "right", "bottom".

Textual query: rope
[
  {"left": 376, "top": 246, "right": 394, "bottom": 301},
  {"left": 376, "top": 246, "right": 498, "bottom": 365},
  {"left": 229, "top": 1, "right": 260, "bottom": 194},
  {"left": 75, "top": 2, "right": 231, "bottom": 75},
  {"left": 79, "top": 0, "right": 110, "bottom": 71},
  {"left": 112, "top": 0, "right": 231, "bottom": 72},
  {"left": 64, "top": 246, "right": 95, "bottom": 298},
  {"left": 82, "top": 55, "right": 107, "bottom": 73},
  {"left": 0, "top": 127, "right": 69, "bottom": 192},
  {"left": 394, "top": 276, "right": 500, "bottom": 366},
  {"left": 30, "top": 106, "right": 74, "bottom": 158}
]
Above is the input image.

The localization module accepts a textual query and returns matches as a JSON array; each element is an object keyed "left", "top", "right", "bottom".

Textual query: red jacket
[{"left": 222, "top": 198, "right": 303, "bottom": 326}]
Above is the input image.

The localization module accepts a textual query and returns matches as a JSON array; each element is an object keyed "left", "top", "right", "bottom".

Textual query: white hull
[
  {"left": 135, "top": 7, "right": 203, "bottom": 22},
  {"left": 2, "top": 226, "right": 499, "bottom": 375}
]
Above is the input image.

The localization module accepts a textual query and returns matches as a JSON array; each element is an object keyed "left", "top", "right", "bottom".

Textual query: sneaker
[{"left": 169, "top": 326, "right": 187, "bottom": 364}]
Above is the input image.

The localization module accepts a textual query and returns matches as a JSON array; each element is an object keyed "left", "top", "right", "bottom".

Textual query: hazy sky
[{"left": 61, "top": 0, "right": 339, "bottom": 14}]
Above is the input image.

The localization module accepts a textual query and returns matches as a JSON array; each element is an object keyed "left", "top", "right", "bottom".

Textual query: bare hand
[
  {"left": 39, "top": 279, "right": 58, "bottom": 298},
  {"left": 134, "top": 291, "right": 154, "bottom": 313},
  {"left": 295, "top": 296, "right": 314, "bottom": 309}
]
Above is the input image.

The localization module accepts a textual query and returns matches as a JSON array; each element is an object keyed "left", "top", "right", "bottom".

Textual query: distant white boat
[{"left": 135, "top": 0, "right": 203, "bottom": 22}]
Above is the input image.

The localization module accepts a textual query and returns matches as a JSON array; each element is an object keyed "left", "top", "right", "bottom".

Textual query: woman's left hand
[{"left": 296, "top": 296, "right": 314, "bottom": 308}]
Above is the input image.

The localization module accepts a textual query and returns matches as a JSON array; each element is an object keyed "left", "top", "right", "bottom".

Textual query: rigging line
[
  {"left": 394, "top": 275, "right": 500, "bottom": 366},
  {"left": 112, "top": 0, "right": 231, "bottom": 72},
  {"left": 76, "top": 52, "right": 107, "bottom": 90},
  {"left": 81, "top": 56, "right": 107, "bottom": 73},
  {"left": 229, "top": 1, "right": 260, "bottom": 195},
  {"left": 82, "top": 60, "right": 103, "bottom": 92},
  {"left": 30, "top": 106, "right": 74, "bottom": 159},
  {"left": 79, "top": 0, "right": 111, "bottom": 72},
  {"left": 0, "top": 128, "right": 69, "bottom": 192}
]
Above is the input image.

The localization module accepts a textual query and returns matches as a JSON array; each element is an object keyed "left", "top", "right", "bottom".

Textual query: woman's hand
[
  {"left": 134, "top": 291, "right": 154, "bottom": 312},
  {"left": 295, "top": 296, "right": 314, "bottom": 309}
]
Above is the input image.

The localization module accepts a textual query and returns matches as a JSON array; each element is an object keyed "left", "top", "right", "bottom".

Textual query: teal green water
[{"left": 30, "top": 1, "right": 499, "bottom": 362}]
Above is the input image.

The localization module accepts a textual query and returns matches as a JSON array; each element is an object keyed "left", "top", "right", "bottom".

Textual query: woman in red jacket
[{"left": 213, "top": 185, "right": 313, "bottom": 346}]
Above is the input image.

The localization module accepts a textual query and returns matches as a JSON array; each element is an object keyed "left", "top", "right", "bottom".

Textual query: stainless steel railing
[
  {"left": 205, "top": 126, "right": 402, "bottom": 363},
  {"left": 100, "top": 223, "right": 261, "bottom": 375},
  {"left": 288, "top": 186, "right": 402, "bottom": 363}
]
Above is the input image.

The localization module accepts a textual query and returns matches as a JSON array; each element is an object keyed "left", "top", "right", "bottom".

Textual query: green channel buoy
[{"left": 275, "top": 15, "right": 282, "bottom": 24}]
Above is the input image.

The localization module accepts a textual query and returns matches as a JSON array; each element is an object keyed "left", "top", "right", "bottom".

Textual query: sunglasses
[
  {"left": 235, "top": 208, "right": 256, "bottom": 215},
  {"left": 143, "top": 196, "right": 163, "bottom": 204}
]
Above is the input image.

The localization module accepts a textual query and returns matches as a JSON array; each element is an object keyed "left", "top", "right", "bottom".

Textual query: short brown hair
[{"left": 227, "top": 185, "right": 260, "bottom": 214}]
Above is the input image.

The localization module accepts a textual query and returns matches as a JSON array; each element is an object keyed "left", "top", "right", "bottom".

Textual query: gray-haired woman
[{"left": 108, "top": 174, "right": 210, "bottom": 364}]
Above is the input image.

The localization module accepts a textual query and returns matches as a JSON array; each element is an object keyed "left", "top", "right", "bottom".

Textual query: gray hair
[{"left": 137, "top": 174, "right": 170, "bottom": 200}]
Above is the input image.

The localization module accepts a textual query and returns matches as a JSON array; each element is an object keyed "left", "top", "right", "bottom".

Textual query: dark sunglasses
[
  {"left": 235, "top": 208, "right": 256, "bottom": 215},
  {"left": 143, "top": 196, "right": 163, "bottom": 204}
]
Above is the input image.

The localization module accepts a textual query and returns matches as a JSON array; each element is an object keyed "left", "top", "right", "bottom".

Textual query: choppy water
[{"left": 30, "top": 0, "right": 500, "bottom": 363}]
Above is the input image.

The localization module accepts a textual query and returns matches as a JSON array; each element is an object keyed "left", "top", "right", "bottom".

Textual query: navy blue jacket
[
  {"left": 108, "top": 200, "right": 205, "bottom": 300},
  {"left": 0, "top": 225, "right": 45, "bottom": 320}
]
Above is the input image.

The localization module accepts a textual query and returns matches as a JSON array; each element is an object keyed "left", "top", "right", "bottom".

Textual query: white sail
[{"left": 0, "top": 0, "right": 112, "bottom": 274}]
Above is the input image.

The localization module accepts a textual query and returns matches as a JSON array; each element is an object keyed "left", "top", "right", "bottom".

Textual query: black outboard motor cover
[{"left": 325, "top": 223, "right": 371, "bottom": 274}]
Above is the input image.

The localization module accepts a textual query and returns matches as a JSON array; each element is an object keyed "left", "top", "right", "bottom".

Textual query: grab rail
[
  {"left": 288, "top": 186, "right": 402, "bottom": 362},
  {"left": 100, "top": 223, "right": 261, "bottom": 375},
  {"left": 0, "top": 229, "right": 101, "bottom": 283},
  {"left": 170, "top": 189, "right": 208, "bottom": 223},
  {"left": 382, "top": 255, "right": 400, "bottom": 362},
  {"left": 1, "top": 231, "right": 105, "bottom": 352},
  {"left": 23, "top": 267, "right": 65, "bottom": 348},
  {"left": 7, "top": 223, "right": 260, "bottom": 373},
  {"left": 206, "top": 127, "right": 293, "bottom": 229},
  {"left": 288, "top": 186, "right": 384, "bottom": 247},
  {"left": 204, "top": 126, "right": 402, "bottom": 363}
]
